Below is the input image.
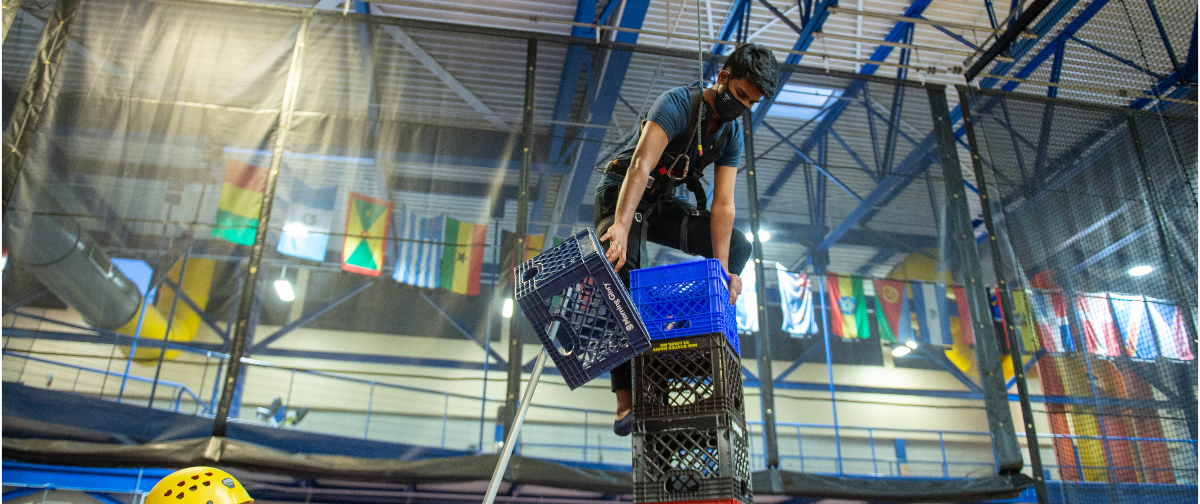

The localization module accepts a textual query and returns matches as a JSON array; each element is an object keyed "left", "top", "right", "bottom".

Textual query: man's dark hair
[{"left": 722, "top": 43, "right": 780, "bottom": 99}]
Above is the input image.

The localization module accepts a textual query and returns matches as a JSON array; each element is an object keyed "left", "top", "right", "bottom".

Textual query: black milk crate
[
  {"left": 633, "top": 333, "right": 744, "bottom": 421},
  {"left": 632, "top": 412, "right": 752, "bottom": 504},
  {"left": 514, "top": 228, "right": 651, "bottom": 390}
]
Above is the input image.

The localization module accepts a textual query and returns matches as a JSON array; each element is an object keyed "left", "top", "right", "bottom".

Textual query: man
[{"left": 595, "top": 43, "right": 779, "bottom": 435}]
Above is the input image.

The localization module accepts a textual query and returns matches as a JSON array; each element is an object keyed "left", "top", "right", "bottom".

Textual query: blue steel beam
[
  {"left": 417, "top": 291, "right": 505, "bottom": 365},
  {"left": 977, "top": 0, "right": 1086, "bottom": 89},
  {"left": 3, "top": 487, "right": 49, "bottom": 500},
  {"left": 1006, "top": 349, "right": 1045, "bottom": 390},
  {"left": 1142, "top": 0, "right": 1184, "bottom": 81},
  {"left": 547, "top": 0, "right": 599, "bottom": 165},
  {"left": 827, "top": 126, "right": 875, "bottom": 181},
  {"left": 250, "top": 281, "right": 375, "bottom": 352},
  {"left": 1069, "top": 35, "right": 1168, "bottom": 80},
  {"left": 2, "top": 288, "right": 49, "bottom": 315},
  {"left": 1130, "top": 17, "right": 1196, "bottom": 109},
  {"left": 705, "top": 0, "right": 751, "bottom": 80},
  {"left": 913, "top": 345, "right": 983, "bottom": 394},
  {"left": 919, "top": 15, "right": 980, "bottom": 50},
  {"left": 749, "top": 0, "right": 840, "bottom": 130},
  {"left": 994, "top": 0, "right": 1109, "bottom": 92},
  {"left": 551, "top": 0, "right": 650, "bottom": 234},
  {"left": 773, "top": 339, "right": 826, "bottom": 383},
  {"left": 816, "top": 133, "right": 938, "bottom": 251},
  {"left": 761, "top": 122, "right": 862, "bottom": 201},
  {"left": 162, "top": 278, "right": 229, "bottom": 343},
  {"left": 810, "top": 0, "right": 1096, "bottom": 251},
  {"left": 751, "top": 378, "right": 1177, "bottom": 407},
  {"left": 756, "top": 0, "right": 937, "bottom": 209}
]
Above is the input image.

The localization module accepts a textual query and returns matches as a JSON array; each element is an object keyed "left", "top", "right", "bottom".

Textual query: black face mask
[{"left": 713, "top": 85, "right": 747, "bottom": 123}]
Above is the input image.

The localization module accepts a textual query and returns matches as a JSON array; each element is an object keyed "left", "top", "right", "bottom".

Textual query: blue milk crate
[
  {"left": 514, "top": 229, "right": 651, "bottom": 390},
  {"left": 629, "top": 259, "right": 739, "bottom": 354}
]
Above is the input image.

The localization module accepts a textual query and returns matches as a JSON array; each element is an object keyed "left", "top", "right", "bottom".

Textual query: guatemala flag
[
  {"left": 777, "top": 263, "right": 816, "bottom": 336},
  {"left": 393, "top": 206, "right": 445, "bottom": 288},
  {"left": 276, "top": 178, "right": 337, "bottom": 262}
]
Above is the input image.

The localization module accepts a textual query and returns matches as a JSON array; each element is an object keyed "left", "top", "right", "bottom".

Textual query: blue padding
[
  {"left": 2, "top": 462, "right": 172, "bottom": 493},
  {"left": 3, "top": 383, "right": 469, "bottom": 460}
]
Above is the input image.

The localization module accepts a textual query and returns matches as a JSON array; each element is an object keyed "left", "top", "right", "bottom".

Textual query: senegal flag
[
  {"left": 440, "top": 217, "right": 486, "bottom": 295},
  {"left": 342, "top": 192, "right": 393, "bottom": 276},
  {"left": 826, "top": 271, "right": 869, "bottom": 339},
  {"left": 212, "top": 159, "right": 268, "bottom": 245}
]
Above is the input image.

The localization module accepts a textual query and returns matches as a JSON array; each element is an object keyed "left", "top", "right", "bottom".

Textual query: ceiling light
[
  {"left": 906, "top": 340, "right": 918, "bottom": 349},
  {"left": 1128, "top": 265, "right": 1153, "bottom": 276},
  {"left": 892, "top": 346, "right": 912, "bottom": 357},
  {"left": 745, "top": 230, "right": 771, "bottom": 242},
  {"left": 502, "top": 298, "right": 514, "bottom": 318},
  {"left": 274, "top": 279, "right": 295, "bottom": 302}
]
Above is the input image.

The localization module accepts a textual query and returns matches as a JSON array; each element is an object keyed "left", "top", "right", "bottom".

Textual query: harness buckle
[{"left": 633, "top": 213, "right": 643, "bottom": 223}]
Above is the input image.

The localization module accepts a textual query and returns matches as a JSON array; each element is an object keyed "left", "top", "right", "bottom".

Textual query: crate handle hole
[
  {"left": 663, "top": 474, "right": 699, "bottom": 494},
  {"left": 547, "top": 321, "right": 575, "bottom": 356},
  {"left": 522, "top": 265, "right": 540, "bottom": 282}
]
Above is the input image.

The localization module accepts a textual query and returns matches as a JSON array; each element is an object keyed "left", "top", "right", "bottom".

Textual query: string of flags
[
  {"left": 735, "top": 267, "right": 1192, "bottom": 362},
  {"left": 215, "top": 161, "right": 1195, "bottom": 358},
  {"left": 212, "top": 161, "right": 544, "bottom": 297}
]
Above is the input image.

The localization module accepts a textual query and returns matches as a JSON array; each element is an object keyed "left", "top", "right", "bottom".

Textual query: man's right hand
[{"left": 599, "top": 221, "right": 630, "bottom": 271}]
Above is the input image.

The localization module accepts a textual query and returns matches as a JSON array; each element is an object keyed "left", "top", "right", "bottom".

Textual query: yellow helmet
[{"left": 145, "top": 467, "right": 252, "bottom": 504}]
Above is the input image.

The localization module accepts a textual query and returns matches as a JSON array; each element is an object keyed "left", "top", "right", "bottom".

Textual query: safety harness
[{"left": 598, "top": 86, "right": 733, "bottom": 256}]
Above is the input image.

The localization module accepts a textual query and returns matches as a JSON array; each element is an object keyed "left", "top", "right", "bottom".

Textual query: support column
[
  {"left": 213, "top": 12, "right": 311, "bottom": 438},
  {"left": 927, "top": 84, "right": 1022, "bottom": 472},
  {"left": 957, "top": 85, "right": 1048, "bottom": 503},
  {"left": 743, "top": 111, "right": 778, "bottom": 469},
  {"left": 503, "top": 38, "right": 537, "bottom": 440},
  {"left": 2, "top": 0, "right": 81, "bottom": 214}
]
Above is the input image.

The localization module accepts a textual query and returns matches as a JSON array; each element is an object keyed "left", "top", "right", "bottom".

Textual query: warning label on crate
[{"left": 650, "top": 340, "right": 699, "bottom": 352}]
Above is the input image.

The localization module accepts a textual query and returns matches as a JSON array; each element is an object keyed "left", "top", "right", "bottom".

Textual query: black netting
[{"left": 964, "top": 87, "right": 1198, "bottom": 502}]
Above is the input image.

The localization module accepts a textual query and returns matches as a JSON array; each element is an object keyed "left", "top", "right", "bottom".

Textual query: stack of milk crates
[{"left": 629, "top": 258, "right": 751, "bottom": 504}]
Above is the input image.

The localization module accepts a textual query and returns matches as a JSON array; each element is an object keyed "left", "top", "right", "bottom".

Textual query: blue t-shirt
[{"left": 606, "top": 86, "right": 744, "bottom": 179}]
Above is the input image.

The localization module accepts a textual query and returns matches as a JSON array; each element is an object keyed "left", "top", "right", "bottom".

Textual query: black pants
[{"left": 594, "top": 183, "right": 752, "bottom": 392}]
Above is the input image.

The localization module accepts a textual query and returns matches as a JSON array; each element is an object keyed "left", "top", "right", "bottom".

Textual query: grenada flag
[{"left": 342, "top": 192, "right": 392, "bottom": 277}]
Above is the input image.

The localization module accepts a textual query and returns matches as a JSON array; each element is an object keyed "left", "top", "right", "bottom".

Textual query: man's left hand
[{"left": 727, "top": 270, "right": 742, "bottom": 306}]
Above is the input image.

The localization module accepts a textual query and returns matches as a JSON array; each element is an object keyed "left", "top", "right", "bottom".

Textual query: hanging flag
[
  {"left": 393, "top": 207, "right": 445, "bottom": 288},
  {"left": 440, "top": 217, "right": 487, "bottom": 295},
  {"left": 826, "top": 272, "right": 868, "bottom": 339},
  {"left": 952, "top": 286, "right": 976, "bottom": 346},
  {"left": 1010, "top": 290, "right": 1040, "bottom": 352},
  {"left": 1109, "top": 294, "right": 1154, "bottom": 359},
  {"left": 777, "top": 264, "right": 815, "bottom": 335},
  {"left": 342, "top": 192, "right": 393, "bottom": 277},
  {"left": 1075, "top": 292, "right": 1123, "bottom": 358},
  {"left": 873, "top": 279, "right": 909, "bottom": 342},
  {"left": 212, "top": 159, "right": 268, "bottom": 245},
  {"left": 1145, "top": 300, "right": 1195, "bottom": 361},
  {"left": 735, "top": 265, "right": 759, "bottom": 333},
  {"left": 1030, "top": 290, "right": 1075, "bottom": 353},
  {"left": 500, "top": 230, "right": 547, "bottom": 269},
  {"left": 912, "top": 282, "right": 951, "bottom": 345},
  {"left": 276, "top": 178, "right": 337, "bottom": 262}
]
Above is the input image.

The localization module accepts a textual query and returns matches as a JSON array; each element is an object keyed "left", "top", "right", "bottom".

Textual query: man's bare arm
[
  {"left": 710, "top": 163, "right": 741, "bottom": 304},
  {"left": 599, "top": 121, "right": 670, "bottom": 271}
]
